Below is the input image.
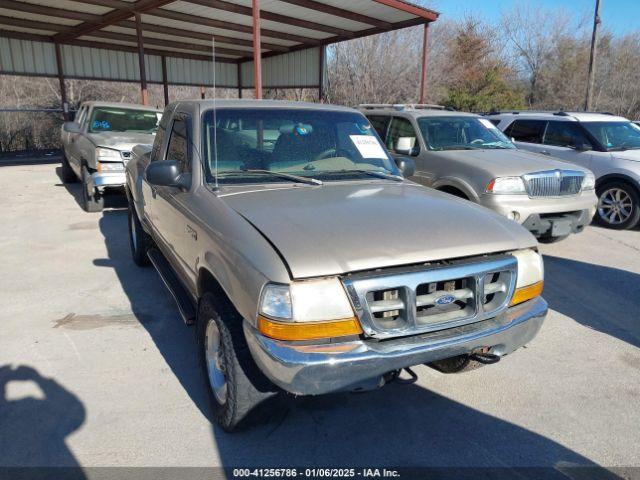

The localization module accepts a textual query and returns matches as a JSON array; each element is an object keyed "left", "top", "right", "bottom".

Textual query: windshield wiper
[
  {"left": 320, "top": 169, "right": 403, "bottom": 181},
  {"left": 219, "top": 169, "right": 323, "bottom": 186}
]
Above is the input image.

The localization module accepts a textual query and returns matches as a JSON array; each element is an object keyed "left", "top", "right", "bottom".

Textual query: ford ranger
[
  {"left": 126, "top": 100, "right": 547, "bottom": 431},
  {"left": 61, "top": 101, "right": 162, "bottom": 212}
]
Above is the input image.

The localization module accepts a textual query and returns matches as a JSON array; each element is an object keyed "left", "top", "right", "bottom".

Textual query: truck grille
[
  {"left": 523, "top": 170, "right": 584, "bottom": 197},
  {"left": 343, "top": 256, "right": 517, "bottom": 339}
]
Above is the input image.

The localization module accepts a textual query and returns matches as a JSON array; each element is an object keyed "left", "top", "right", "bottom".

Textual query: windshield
[
  {"left": 581, "top": 121, "right": 640, "bottom": 151},
  {"left": 202, "top": 108, "right": 398, "bottom": 184},
  {"left": 88, "top": 107, "right": 161, "bottom": 133},
  {"left": 417, "top": 116, "right": 515, "bottom": 151}
]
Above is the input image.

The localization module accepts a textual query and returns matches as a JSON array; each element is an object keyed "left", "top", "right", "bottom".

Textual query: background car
[
  {"left": 361, "top": 104, "right": 597, "bottom": 243},
  {"left": 488, "top": 111, "right": 640, "bottom": 230}
]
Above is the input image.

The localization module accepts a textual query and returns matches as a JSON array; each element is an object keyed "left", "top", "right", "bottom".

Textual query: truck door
[
  {"left": 146, "top": 112, "right": 197, "bottom": 289},
  {"left": 66, "top": 105, "right": 87, "bottom": 174}
]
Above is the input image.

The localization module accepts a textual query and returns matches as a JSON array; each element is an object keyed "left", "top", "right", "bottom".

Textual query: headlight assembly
[
  {"left": 510, "top": 249, "right": 544, "bottom": 306},
  {"left": 258, "top": 279, "right": 362, "bottom": 341},
  {"left": 582, "top": 172, "right": 596, "bottom": 190},
  {"left": 485, "top": 176, "right": 527, "bottom": 194}
]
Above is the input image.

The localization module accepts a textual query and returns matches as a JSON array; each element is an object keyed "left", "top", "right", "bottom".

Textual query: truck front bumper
[
  {"left": 244, "top": 296, "right": 547, "bottom": 396},
  {"left": 87, "top": 172, "right": 126, "bottom": 192}
]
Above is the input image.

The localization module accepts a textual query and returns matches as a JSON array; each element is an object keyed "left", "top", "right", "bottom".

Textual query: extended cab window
[
  {"left": 544, "top": 121, "right": 592, "bottom": 149},
  {"left": 201, "top": 108, "right": 398, "bottom": 184},
  {"left": 165, "top": 116, "right": 190, "bottom": 173},
  {"left": 386, "top": 117, "right": 419, "bottom": 154},
  {"left": 367, "top": 115, "right": 390, "bottom": 139},
  {"left": 505, "top": 119, "right": 546, "bottom": 143}
]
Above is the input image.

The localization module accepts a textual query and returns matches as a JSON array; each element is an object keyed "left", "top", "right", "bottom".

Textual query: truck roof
[
  {"left": 169, "top": 99, "right": 358, "bottom": 113},
  {"left": 80, "top": 101, "right": 163, "bottom": 112},
  {"left": 359, "top": 104, "right": 476, "bottom": 118}
]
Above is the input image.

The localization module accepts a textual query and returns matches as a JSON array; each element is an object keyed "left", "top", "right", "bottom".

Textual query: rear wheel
[
  {"left": 81, "top": 166, "right": 103, "bottom": 212},
  {"left": 595, "top": 182, "right": 640, "bottom": 230},
  {"left": 197, "top": 293, "right": 277, "bottom": 432},
  {"left": 61, "top": 152, "right": 77, "bottom": 183}
]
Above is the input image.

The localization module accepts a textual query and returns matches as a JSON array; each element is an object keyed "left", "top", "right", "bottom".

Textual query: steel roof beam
[
  {"left": 53, "top": 0, "right": 176, "bottom": 42},
  {"left": 276, "top": 0, "right": 393, "bottom": 29},
  {"left": 186, "top": 0, "right": 354, "bottom": 37}
]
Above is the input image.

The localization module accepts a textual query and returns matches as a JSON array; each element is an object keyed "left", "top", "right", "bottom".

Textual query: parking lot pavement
[{"left": 1, "top": 161, "right": 639, "bottom": 472}]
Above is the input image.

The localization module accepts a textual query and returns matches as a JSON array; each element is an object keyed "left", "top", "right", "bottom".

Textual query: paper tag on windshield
[
  {"left": 479, "top": 118, "right": 498, "bottom": 129},
  {"left": 350, "top": 135, "right": 387, "bottom": 159}
]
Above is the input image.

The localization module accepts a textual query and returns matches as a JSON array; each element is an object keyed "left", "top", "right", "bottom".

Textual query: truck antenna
[{"left": 212, "top": 36, "right": 219, "bottom": 189}]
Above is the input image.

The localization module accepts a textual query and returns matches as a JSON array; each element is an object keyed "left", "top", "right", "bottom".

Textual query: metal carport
[{"left": 0, "top": 0, "right": 438, "bottom": 118}]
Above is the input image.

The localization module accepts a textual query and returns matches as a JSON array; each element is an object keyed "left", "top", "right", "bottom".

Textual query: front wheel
[
  {"left": 81, "top": 166, "right": 103, "bottom": 212},
  {"left": 127, "top": 201, "right": 151, "bottom": 267},
  {"left": 61, "top": 153, "right": 77, "bottom": 183},
  {"left": 197, "top": 293, "right": 277, "bottom": 432},
  {"left": 595, "top": 182, "right": 640, "bottom": 230}
]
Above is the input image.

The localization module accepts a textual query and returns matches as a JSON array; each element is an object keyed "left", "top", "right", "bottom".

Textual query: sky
[{"left": 429, "top": 0, "right": 640, "bottom": 35}]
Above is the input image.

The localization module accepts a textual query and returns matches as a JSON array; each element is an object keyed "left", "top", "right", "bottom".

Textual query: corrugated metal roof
[{"left": 0, "top": 0, "right": 438, "bottom": 89}]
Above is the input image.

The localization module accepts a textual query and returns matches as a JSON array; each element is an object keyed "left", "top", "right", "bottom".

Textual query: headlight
[
  {"left": 582, "top": 172, "right": 595, "bottom": 190},
  {"left": 258, "top": 279, "right": 362, "bottom": 341},
  {"left": 510, "top": 249, "right": 544, "bottom": 306},
  {"left": 97, "top": 161, "right": 124, "bottom": 172},
  {"left": 486, "top": 176, "right": 526, "bottom": 194},
  {"left": 96, "top": 147, "right": 121, "bottom": 160}
]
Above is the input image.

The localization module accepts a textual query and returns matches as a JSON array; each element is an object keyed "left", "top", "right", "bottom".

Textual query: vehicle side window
[
  {"left": 386, "top": 117, "right": 419, "bottom": 154},
  {"left": 75, "top": 106, "right": 87, "bottom": 127},
  {"left": 164, "top": 116, "right": 190, "bottom": 173},
  {"left": 367, "top": 115, "right": 390, "bottom": 139},
  {"left": 150, "top": 125, "right": 165, "bottom": 162},
  {"left": 504, "top": 119, "right": 546, "bottom": 143},
  {"left": 544, "top": 121, "right": 592, "bottom": 149},
  {"left": 487, "top": 119, "right": 501, "bottom": 127}
]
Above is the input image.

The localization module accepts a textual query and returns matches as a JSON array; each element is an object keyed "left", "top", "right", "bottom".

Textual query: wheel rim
[
  {"left": 204, "top": 318, "right": 228, "bottom": 405},
  {"left": 130, "top": 213, "right": 138, "bottom": 251},
  {"left": 598, "top": 188, "right": 634, "bottom": 225}
]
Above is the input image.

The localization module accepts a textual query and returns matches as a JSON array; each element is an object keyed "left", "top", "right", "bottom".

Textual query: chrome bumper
[
  {"left": 244, "top": 296, "right": 547, "bottom": 396},
  {"left": 88, "top": 172, "right": 126, "bottom": 190}
]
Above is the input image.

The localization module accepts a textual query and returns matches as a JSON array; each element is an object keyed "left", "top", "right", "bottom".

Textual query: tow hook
[
  {"left": 470, "top": 347, "right": 501, "bottom": 364},
  {"left": 384, "top": 367, "right": 418, "bottom": 386}
]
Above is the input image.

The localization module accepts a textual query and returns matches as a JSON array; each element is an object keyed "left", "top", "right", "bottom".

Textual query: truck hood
[
  {"left": 429, "top": 148, "right": 590, "bottom": 176},
  {"left": 222, "top": 181, "right": 537, "bottom": 279},
  {"left": 86, "top": 131, "right": 156, "bottom": 151}
]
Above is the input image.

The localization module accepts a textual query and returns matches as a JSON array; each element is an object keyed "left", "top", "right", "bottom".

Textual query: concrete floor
[{"left": 1, "top": 162, "right": 639, "bottom": 474}]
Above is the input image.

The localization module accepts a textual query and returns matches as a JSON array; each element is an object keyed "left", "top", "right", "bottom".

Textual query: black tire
[
  {"left": 197, "top": 293, "right": 277, "bottom": 432},
  {"left": 61, "top": 152, "right": 78, "bottom": 183},
  {"left": 81, "top": 166, "right": 104, "bottom": 213},
  {"left": 595, "top": 181, "right": 640, "bottom": 230},
  {"left": 429, "top": 355, "right": 484, "bottom": 374},
  {"left": 127, "top": 200, "right": 151, "bottom": 267},
  {"left": 538, "top": 234, "right": 569, "bottom": 244}
]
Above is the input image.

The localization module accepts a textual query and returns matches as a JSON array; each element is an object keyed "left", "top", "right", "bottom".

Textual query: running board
[{"left": 147, "top": 248, "right": 196, "bottom": 325}]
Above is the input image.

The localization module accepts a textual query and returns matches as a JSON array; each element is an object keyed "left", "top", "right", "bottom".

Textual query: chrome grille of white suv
[
  {"left": 524, "top": 170, "right": 584, "bottom": 197},
  {"left": 343, "top": 256, "right": 517, "bottom": 339}
]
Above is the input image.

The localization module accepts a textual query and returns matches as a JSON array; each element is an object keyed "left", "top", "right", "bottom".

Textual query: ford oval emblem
[{"left": 435, "top": 294, "right": 456, "bottom": 306}]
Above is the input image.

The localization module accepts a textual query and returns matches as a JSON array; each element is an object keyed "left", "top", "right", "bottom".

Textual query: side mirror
[
  {"left": 63, "top": 122, "right": 82, "bottom": 134},
  {"left": 395, "top": 156, "right": 415, "bottom": 178},
  {"left": 145, "top": 160, "right": 191, "bottom": 190},
  {"left": 395, "top": 136, "right": 416, "bottom": 155}
]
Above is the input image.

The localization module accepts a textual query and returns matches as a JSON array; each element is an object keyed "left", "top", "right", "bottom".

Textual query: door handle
[
  {"left": 151, "top": 186, "right": 157, "bottom": 198},
  {"left": 540, "top": 150, "right": 551, "bottom": 156}
]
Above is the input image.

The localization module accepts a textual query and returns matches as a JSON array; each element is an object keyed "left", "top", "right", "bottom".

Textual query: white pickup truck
[{"left": 60, "top": 101, "right": 162, "bottom": 212}]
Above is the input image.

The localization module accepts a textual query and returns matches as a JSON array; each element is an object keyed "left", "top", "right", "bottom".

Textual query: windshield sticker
[
  {"left": 350, "top": 135, "right": 387, "bottom": 159},
  {"left": 479, "top": 118, "right": 498, "bottom": 129},
  {"left": 92, "top": 120, "right": 110, "bottom": 130},
  {"left": 295, "top": 124, "right": 311, "bottom": 136}
]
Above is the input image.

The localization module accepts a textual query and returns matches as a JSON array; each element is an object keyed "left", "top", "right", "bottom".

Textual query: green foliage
[{"left": 443, "top": 67, "right": 525, "bottom": 112}]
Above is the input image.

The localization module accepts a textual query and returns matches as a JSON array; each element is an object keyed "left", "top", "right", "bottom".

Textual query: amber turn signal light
[
  {"left": 258, "top": 316, "right": 363, "bottom": 341},
  {"left": 510, "top": 281, "right": 544, "bottom": 306}
]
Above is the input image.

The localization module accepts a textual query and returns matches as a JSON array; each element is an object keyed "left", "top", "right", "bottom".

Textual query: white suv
[{"left": 488, "top": 111, "right": 640, "bottom": 230}]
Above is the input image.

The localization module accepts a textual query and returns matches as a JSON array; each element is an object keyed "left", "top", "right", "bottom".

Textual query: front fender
[{"left": 432, "top": 177, "right": 481, "bottom": 203}]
